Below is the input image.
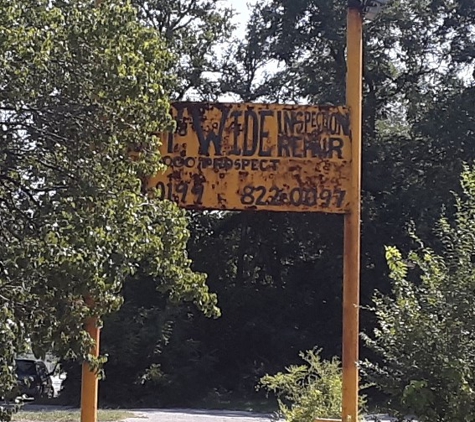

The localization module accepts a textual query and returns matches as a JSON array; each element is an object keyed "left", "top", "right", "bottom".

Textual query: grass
[{"left": 13, "top": 409, "right": 134, "bottom": 422}]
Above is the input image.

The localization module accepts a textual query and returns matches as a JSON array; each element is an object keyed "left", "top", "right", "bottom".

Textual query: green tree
[
  {"left": 132, "top": 0, "right": 234, "bottom": 100},
  {"left": 363, "top": 167, "right": 475, "bottom": 422},
  {"left": 0, "top": 0, "right": 217, "bottom": 409}
]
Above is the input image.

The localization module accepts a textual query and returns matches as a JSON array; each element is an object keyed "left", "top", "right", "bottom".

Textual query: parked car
[{"left": 15, "top": 358, "right": 55, "bottom": 399}]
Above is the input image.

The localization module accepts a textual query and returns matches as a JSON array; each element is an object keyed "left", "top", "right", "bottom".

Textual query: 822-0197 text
[{"left": 240, "top": 185, "right": 346, "bottom": 208}]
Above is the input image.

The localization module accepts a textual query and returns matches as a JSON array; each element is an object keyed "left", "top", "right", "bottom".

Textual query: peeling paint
[{"left": 148, "top": 102, "right": 352, "bottom": 213}]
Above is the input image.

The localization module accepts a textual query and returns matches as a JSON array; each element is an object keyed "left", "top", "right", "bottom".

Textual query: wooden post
[
  {"left": 81, "top": 292, "right": 100, "bottom": 422},
  {"left": 342, "top": 3, "right": 363, "bottom": 422},
  {"left": 81, "top": 315, "right": 100, "bottom": 422}
]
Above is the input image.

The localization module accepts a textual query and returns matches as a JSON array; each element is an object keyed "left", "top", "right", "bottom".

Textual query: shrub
[{"left": 260, "top": 349, "right": 364, "bottom": 422}]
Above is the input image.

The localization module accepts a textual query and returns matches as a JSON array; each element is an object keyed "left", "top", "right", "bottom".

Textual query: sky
[{"left": 226, "top": 0, "right": 257, "bottom": 33}]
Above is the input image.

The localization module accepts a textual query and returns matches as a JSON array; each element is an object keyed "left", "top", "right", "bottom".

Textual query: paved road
[
  {"left": 127, "top": 410, "right": 403, "bottom": 422},
  {"left": 126, "top": 409, "right": 276, "bottom": 422},
  {"left": 21, "top": 404, "right": 401, "bottom": 422}
]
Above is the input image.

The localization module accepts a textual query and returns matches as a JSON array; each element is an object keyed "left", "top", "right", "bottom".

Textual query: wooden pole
[
  {"left": 80, "top": 314, "right": 100, "bottom": 422},
  {"left": 342, "top": 3, "right": 363, "bottom": 422}
]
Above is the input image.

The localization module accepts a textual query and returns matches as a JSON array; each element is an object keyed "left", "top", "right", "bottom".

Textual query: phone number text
[{"left": 239, "top": 185, "right": 346, "bottom": 208}]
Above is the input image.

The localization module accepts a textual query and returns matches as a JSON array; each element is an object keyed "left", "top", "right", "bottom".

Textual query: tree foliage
[
  {"left": 363, "top": 167, "right": 475, "bottom": 422},
  {"left": 0, "top": 0, "right": 218, "bottom": 407},
  {"left": 162, "top": 0, "right": 475, "bottom": 405},
  {"left": 132, "top": 0, "right": 234, "bottom": 100},
  {"left": 81, "top": 0, "right": 236, "bottom": 405}
]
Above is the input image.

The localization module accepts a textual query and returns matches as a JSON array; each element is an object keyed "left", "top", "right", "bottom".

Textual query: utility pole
[{"left": 342, "top": 1, "right": 363, "bottom": 422}]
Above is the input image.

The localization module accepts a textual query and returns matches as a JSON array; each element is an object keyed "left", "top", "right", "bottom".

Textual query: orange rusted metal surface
[{"left": 148, "top": 102, "right": 352, "bottom": 213}]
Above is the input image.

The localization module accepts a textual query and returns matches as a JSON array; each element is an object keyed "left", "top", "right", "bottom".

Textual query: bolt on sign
[{"left": 148, "top": 102, "right": 352, "bottom": 213}]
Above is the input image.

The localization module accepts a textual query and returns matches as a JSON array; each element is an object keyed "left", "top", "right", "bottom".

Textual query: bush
[
  {"left": 260, "top": 349, "right": 364, "bottom": 422},
  {"left": 362, "top": 167, "right": 475, "bottom": 422}
]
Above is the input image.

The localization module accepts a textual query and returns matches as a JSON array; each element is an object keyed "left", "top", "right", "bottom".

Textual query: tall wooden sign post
[
  {"left": 80, "top": 2, "right": 363, "bottom": 422},
  {"left": 343, "top": 3, "right": 363, "bottom": 422}
]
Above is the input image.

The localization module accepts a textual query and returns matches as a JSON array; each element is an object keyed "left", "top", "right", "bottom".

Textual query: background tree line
[{"left": 87, "top": 0, "right": 474, "bottom": 412}]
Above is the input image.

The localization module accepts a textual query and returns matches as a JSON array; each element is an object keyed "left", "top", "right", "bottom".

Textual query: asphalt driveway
[{"left": 126, "top": 408, "right": 276, "bottom": 422}]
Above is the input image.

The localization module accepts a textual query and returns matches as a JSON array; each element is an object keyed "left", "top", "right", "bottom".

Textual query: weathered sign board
[{"left": 148, "top": 102, "right": 352, "bottom": 213}]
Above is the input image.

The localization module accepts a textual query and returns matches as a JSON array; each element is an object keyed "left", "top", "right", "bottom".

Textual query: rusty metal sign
[{"left": 148, "top": 102, "right": 352, "bottom": 213}]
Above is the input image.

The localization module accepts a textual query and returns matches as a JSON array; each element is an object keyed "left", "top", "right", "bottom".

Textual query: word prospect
[{"left": 149, "top": 102, "right": 353, "bottom": 213}]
